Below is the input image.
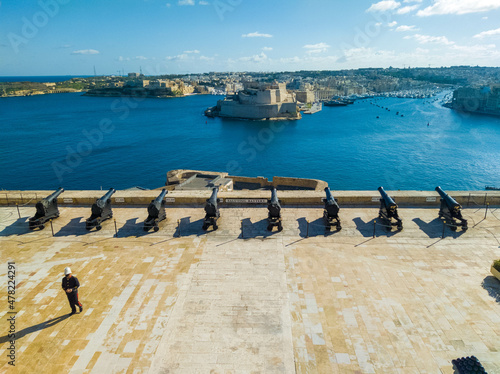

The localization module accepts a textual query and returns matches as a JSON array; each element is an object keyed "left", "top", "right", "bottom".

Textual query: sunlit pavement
[{"left": 1, "top": 206, "right": 499, "bottom": 373}]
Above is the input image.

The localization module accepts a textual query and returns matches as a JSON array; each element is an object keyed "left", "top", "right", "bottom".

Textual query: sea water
[{"left": 0, "top": 92, "right": 499, "bottom": 190}]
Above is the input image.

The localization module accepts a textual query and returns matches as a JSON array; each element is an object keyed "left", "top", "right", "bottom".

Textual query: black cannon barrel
[
  {"left": 205, "top": 187, "right": 219, "bottom": 216},
  {"left": 148, "top": 189, "right": 167, "bottom": 215},
  {"left": 378, "top": 186, "right": 397, "bottom": 208},
  {"left": 208, "top": 187, "right": 219, "bottom": 206},
  {"left": 96, "top": 188, "right": 116, "bottom": 208},
  {"left": 154, "top": 189, "right": 167, "bottom": 204},
  {"left": 435, "top": 186, "right": 460, "bottom": 209},
  {"left": 45, "top": 187, "right": 65, "bottom": 201},
  {"left": 324, "top": 187, "right": 335, "bottom": 205},
  {"left": 270, "top": 188, "right": 280, "bottom": 206},
  {"left": 268, "top": 188, "right": 281, "bottom": 217}
]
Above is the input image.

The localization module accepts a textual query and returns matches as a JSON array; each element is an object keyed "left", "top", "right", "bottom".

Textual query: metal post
[
  {"left": 50, "top": 220, "right": 54, "bottom": 237},
  {"left": 5, "top": 193, "right": 9, "bottom": 206},
  {"left": 20, "top": 193, "right": 23, "bottom": 204},
  {"left": 485, "top": 203, "right": 489, "bottom": 220},
  {"left": 16, "top": 204, "right": 20, "bottom": 219},
  {"left": 177, "top": 219, "right": 181, "bottom": 237},
  {"left": 306, "top": 220, "right": 309, "bottom": 238},
  {"left": 373, "top": 220, "right": 376, "bottom": 238},
  {"left": 442, "top": 221, "right": 446, "bottom": 239},
  {"left": 484, "top": 193, "right": 488, "bottom": 206},
  {"left": 467, "top": 193, "right": 471, "bottom": 207},
  {"left": 114, "top": 219, "right": 118, "bottom": 238}
]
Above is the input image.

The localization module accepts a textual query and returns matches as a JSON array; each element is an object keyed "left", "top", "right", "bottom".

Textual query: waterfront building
[{"left": 209, "top": 81, "right": 301, "bottom": 120}]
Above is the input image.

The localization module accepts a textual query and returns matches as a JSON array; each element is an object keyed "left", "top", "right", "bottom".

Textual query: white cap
[{"left": 64, "top": 267, "right": 72, "bottom": 275}]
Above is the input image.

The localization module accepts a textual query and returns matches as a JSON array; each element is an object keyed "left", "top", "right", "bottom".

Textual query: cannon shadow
[
  {"left": 413, "top": 218, "right": 442, "bottom": 238},
  {"left": 176, "top": 217, "right": 210, "bottom": 237},
  {"left": 0, "top": 314, "right": 71, "bottom": 345},
  {"left": 241, "top": 218, "right": 278, "bottom": 238},
  {"left": 0, "top": 216, "right": 30, "bottom": 236},
  {"left": 481, "top": 276, "right": 500, "bottom": 304},
  {"left": 413, "top": 217, "right": 466, "bottom": 239},
  {"left": 116, "top": 217, "right": 150, "bottom": 238},
  {"left": 297, "top": 217, "right": 335, "bottom": 238},
  {"left": 352, "top": 217, "right": 377, "bottom": 238},
  {"left": 54, "top": 217, "right": 87, "bottom": 237}
]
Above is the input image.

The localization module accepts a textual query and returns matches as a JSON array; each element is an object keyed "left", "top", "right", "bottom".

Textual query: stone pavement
[{"left": 0, "top": 205, "right": 499, "bottom": 373}]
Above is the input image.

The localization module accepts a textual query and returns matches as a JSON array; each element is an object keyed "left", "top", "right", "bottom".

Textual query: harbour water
[{"left": 0, "top": 92, "right": 499, "bottom": 191}]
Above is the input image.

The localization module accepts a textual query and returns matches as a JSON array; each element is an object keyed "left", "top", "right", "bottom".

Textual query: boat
[
  {"left": 486, "top": 186, "right": 500, "bottom": 191},
  {"left": 324, "top": 100, "right": 348, "bottom": 107}
]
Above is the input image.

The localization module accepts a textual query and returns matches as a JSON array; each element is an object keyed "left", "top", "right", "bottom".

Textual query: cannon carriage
[
  {"left": 323, "top": 187, "right": 341, "bottom": 231},
  {"left": 202, "top": 187, "right": 220, "bottom": 231},
  {"left": 29, "top": 187, "right": 64, "bottom": 230},
  {"left": 144, "top": 189, "right": 168, "bottom": 232},
  {"left": 435, "top": 186, "right": 467, "bottom": 231},
  {"left": 267, "top": 188, "right": 283, "bottom": 231},
  {"left": 377, "top": 187, "right": 403, "bottom": 231},
  {"left": 86, "top": 188, "right": 115, "bottom": 231}
]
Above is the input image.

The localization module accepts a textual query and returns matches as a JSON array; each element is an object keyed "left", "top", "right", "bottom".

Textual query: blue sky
[{"left": 1, "top": 0, "right": 500, "bottom": 75}]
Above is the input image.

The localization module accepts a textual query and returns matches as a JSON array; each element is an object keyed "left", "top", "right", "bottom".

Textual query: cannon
[
  {"left": 86, "top": 188, "right": 115, "bottom": 231},
  {"left": 377, "top": 187, "right": 403, "bottom": 231},
  {"left": 323, "top": 187, "right": 341, "bottom": 231},
  {"left": 202, "top": 187, "right": 220, "bottom": 231},
  {"left": 435, "top": 186, "right": 467, "bottom": 231},
  {"left": 29, "top": 187, "right": 64, "bottom": 230},
  {"left": 144, "top": 189, "right": 168, "bottom": 232},
  {"left": 267, "top": 188, "right": 283, "bottom": 231}
]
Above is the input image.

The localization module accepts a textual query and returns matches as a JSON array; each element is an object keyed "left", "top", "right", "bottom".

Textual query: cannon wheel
[
  {"left": 336, "top": 223, "right": 342, "bottom": 231},
  {"left": 154, "top": 226, "right": 159, "bottom": 232},
  {"left": 40, "top": 224, "right": 45, "bottom": 230},
  {"left": 213, "top": 224, "right": 218, "bottom": 230},
  {"left": 277, "top": 223, "right": 283, "bottom": 232}
]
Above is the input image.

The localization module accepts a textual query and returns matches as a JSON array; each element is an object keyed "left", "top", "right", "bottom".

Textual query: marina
[{"left": 0, "top": 91, "right": 499, "bottom": 191}]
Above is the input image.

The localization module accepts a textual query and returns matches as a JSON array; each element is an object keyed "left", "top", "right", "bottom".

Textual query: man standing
[{"left": 62, "top": 267, "right": 83, "bottom": 315}]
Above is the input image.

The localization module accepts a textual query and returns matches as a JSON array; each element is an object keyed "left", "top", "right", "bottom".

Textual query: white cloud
[
  {"left": 474, "top": 27, "right": 500, "bottom": 38},
  {"left": 403, "top": 0, "right": 422, "bottom": 2},
  {"left": 72, "top": 49, "right": 99, "bottom": 55},
  {"left": 118, "top": 56, "right": 130, "bottom": 61},
  {"left": 178, "top": 0, "right": 194, "bottom": 5},
  {"left": 262, "top": 46, "right": 273, "bottom": 51},
  {"left": 135, "top": 56, "right": 148, "bottom": 60},
  {"left": 482, "top": 16, "right": 488, "bottom": 19},
  {"left": 184, "top": 49, "right": 200, "bottom": 53},
  {"left": 238, "top": 52, "right": 268, "bottom": 63},
  {"left": 388, "top": 21, "right": 398, "bottom": 27},
  {"left": 199, "top": 1, "right": 209, "bottom": 4},
  {"left": 165, "top": 3, "right": 171, "bottom": 7},
  {"left": 200, "top": 55, "right": 214, "bottom": 61},
  {"left": 417, "top": 0, "right": 500, "bottom": 16},
  {"left": 303, "top": 42, "right": 330, "bottom": 54},
  {"left": 395, "top": 25, "right": 418, "bottom": 31},
  {"left": 241, "top": 32, "right": 273, "bottom": 38},
  {"left": 406, "top": 33, "right": 454, "bottom": 45},
  {"left": 165, "top": 54, "right": 188, "bottom": 60},
  {"left": 367, "top": 0, "right": 401, "bottom": 12},
  {"left": 397, "top": 4, "right": 420, "bottom": 13}
]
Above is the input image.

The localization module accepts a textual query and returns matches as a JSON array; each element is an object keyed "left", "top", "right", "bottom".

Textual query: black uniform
[{"left": 61, "top": 275, "right": 83, "bottom": 314}]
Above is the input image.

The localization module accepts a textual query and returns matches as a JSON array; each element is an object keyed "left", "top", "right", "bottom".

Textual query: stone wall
[{"left": 1, "top": 190, "right": 498, "bottom": 207}]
